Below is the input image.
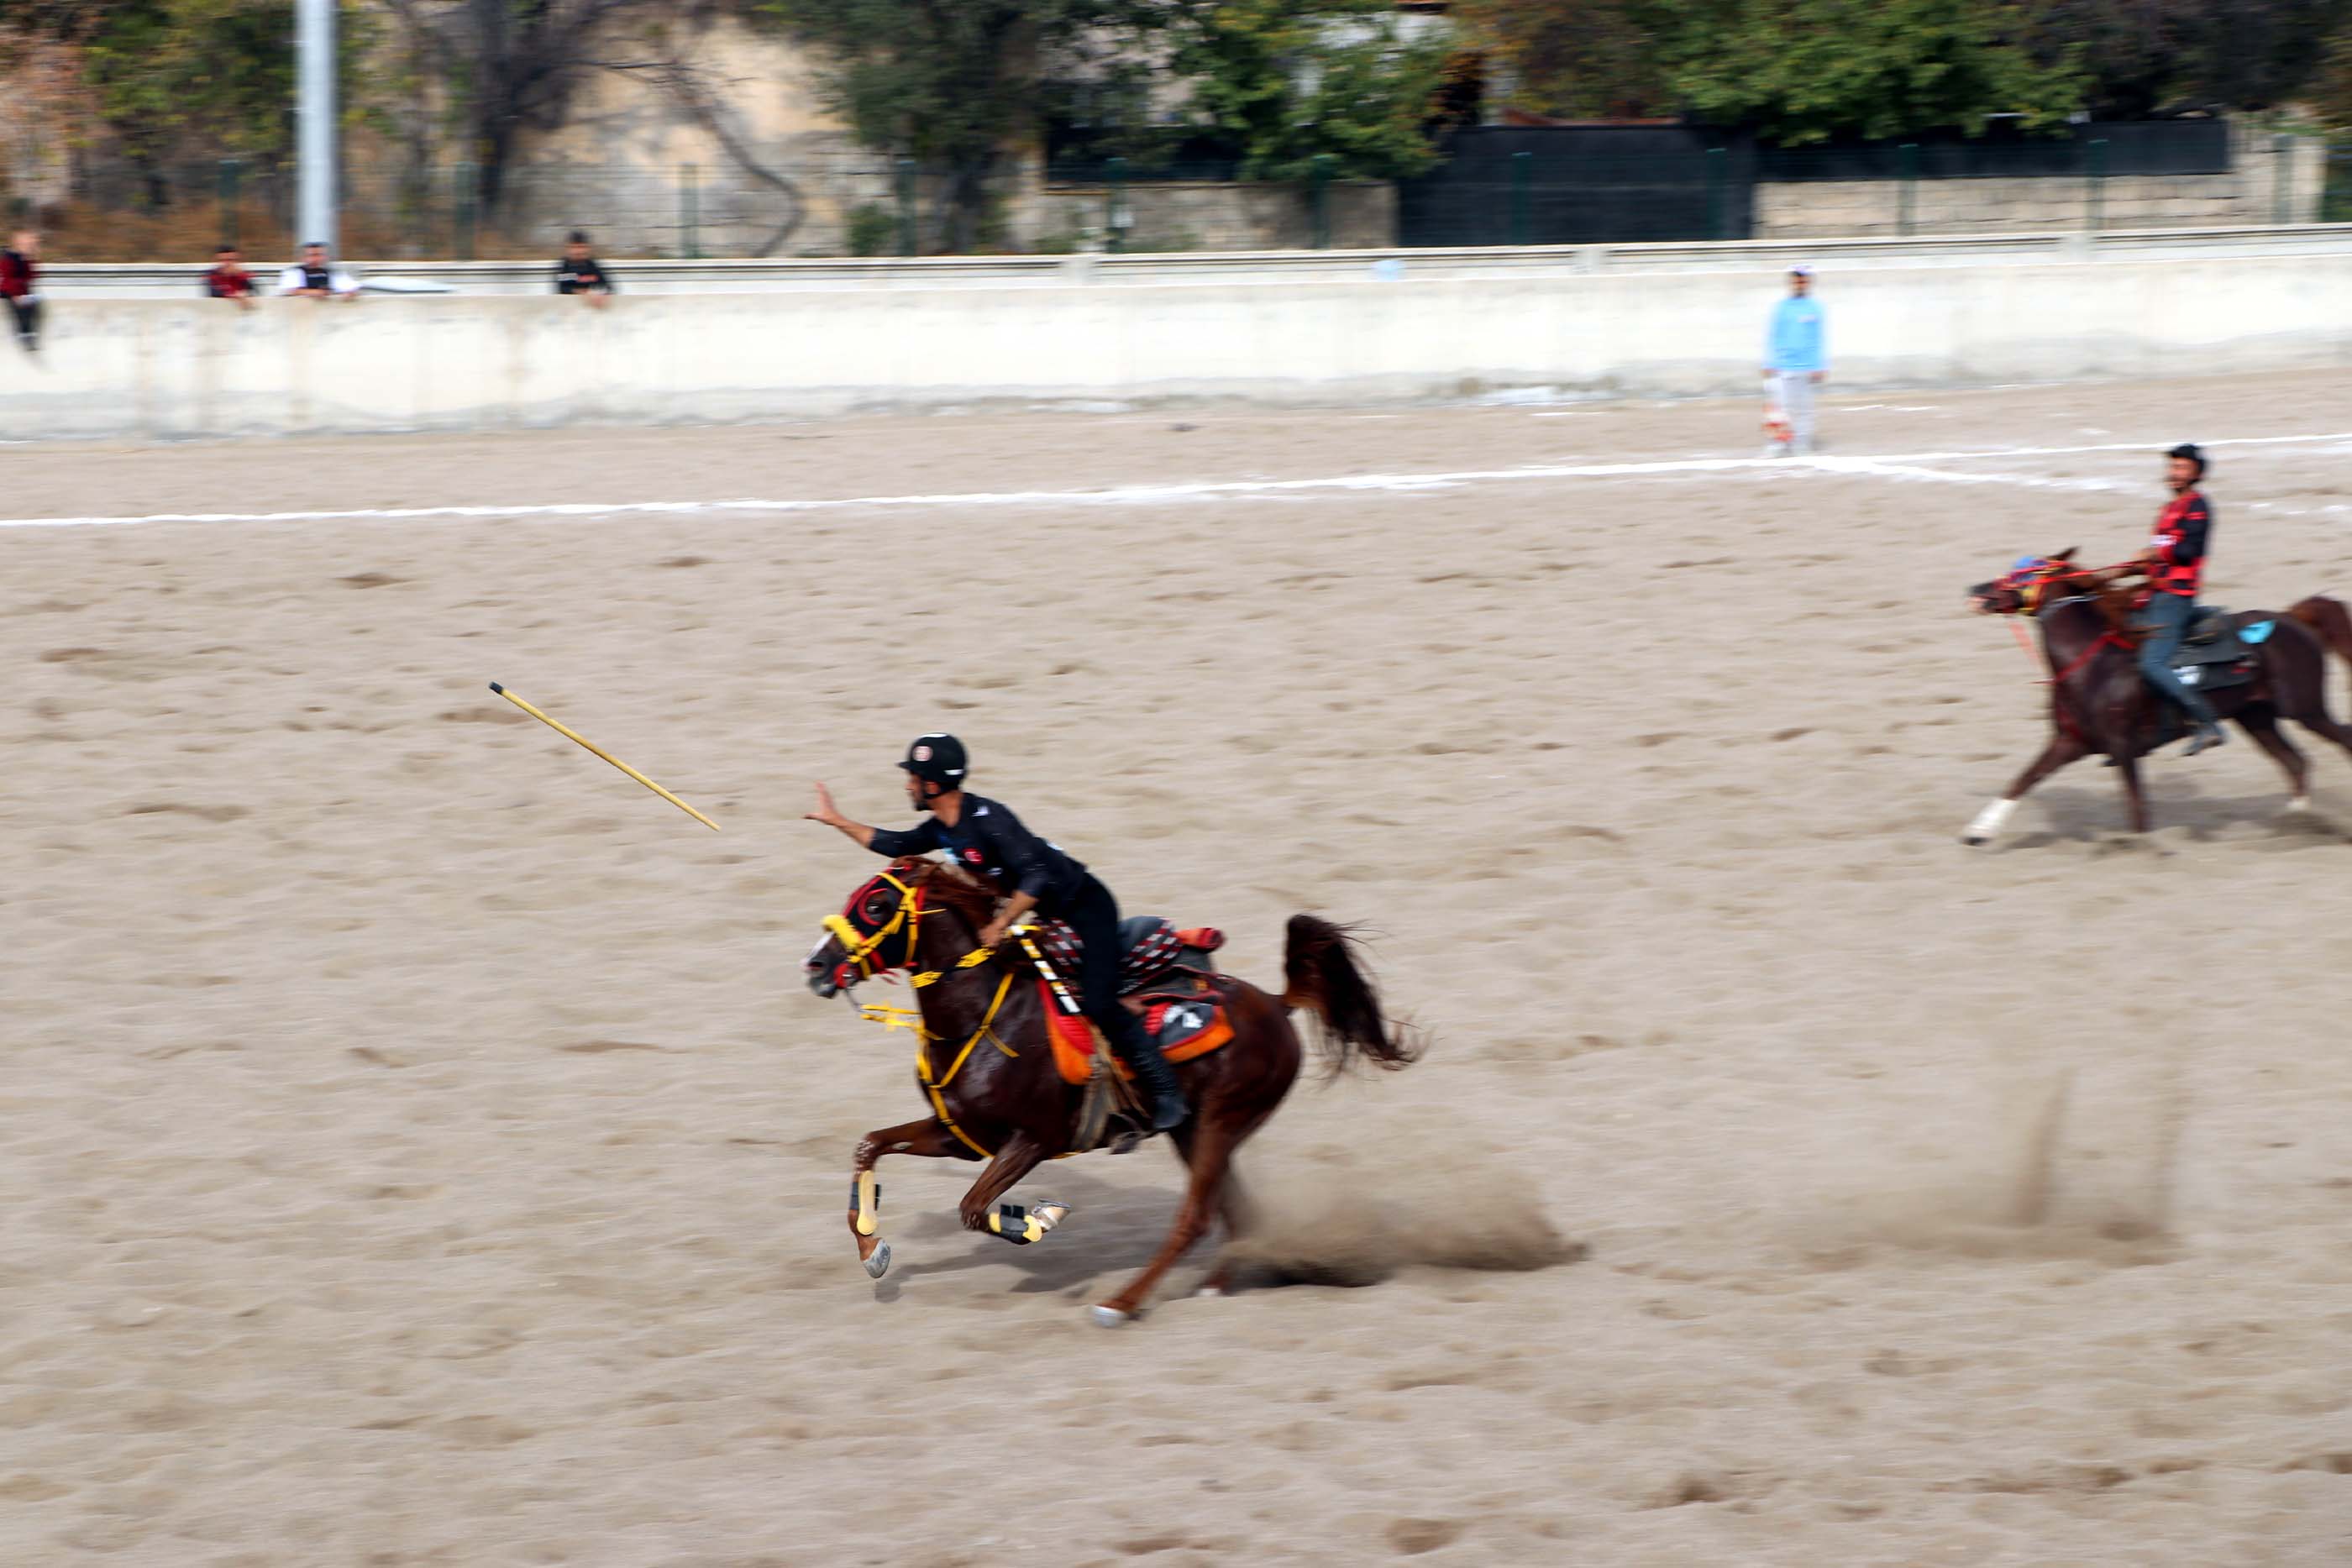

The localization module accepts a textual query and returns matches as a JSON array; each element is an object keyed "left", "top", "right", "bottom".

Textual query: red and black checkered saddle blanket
[{"left": 1026, "top": 916, "right": 1223, "bottom": 1008}]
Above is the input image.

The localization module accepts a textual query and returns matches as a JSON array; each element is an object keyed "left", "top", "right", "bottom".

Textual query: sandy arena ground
[{"left": 5, "top": 373, "right": 2352, "bottom": 1566}]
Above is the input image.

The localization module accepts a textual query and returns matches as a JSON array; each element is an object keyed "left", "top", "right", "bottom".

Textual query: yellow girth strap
[
  {"left": 909, "top": 946, "right": 998, "bottom": 989},
  {"left": 913, "top": 970, "right": 1016, "bottom": 1159}
]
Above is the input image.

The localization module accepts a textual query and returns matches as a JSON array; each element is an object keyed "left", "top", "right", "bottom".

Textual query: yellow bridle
[{"left": 822, "top": 869, "right": 924, "bottom": 983}]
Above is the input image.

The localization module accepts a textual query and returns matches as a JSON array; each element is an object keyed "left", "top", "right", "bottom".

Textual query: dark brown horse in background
[
  {"left": 804, "top": 858, "right": 1420, "bottom": 1324},
  {"left": 1964, "top": 551, "right": 2352, "bottom": 842}
]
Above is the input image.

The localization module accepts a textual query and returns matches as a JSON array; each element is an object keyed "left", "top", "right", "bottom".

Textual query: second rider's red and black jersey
[
  {"left": 0, "top": 248, "right": 34, "bottom": 300},
  {"left": 868, "top": 794, "right": 1089, "bottom": 914},
  {"left": 2147, "top": 489, "right": 2213, "bottom": 597}
]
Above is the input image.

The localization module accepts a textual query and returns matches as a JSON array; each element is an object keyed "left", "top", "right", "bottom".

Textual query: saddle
[
  {"left": 2183, "top": 606, "right": 2235, "bottom": 646},
  {"left": 2167, "top": 606, "right": 2272, "bottom": 695}
]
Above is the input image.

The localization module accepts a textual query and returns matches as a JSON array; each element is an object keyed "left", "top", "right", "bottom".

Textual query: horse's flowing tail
[
  {"left": 2288, "top": 597, "right": 2352, "bottom": 694},
  {"left": 1281, "top": 915, "right": 1423, "bottom": 1075}
]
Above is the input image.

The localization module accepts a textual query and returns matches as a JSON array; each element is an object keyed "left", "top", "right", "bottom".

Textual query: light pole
[{"left": 297, "top": 0, "right": 336, "bottom": 251}]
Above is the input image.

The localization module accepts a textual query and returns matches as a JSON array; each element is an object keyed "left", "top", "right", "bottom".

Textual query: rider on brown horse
[
  {"left": 806, "top": 734, "right": 1190, "bottom": 1133},
  {"left": 2091, "top": 443, "right": 2225, "bottom": 757}
]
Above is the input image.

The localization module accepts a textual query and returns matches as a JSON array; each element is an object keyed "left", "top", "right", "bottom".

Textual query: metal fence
[
  {"left": 1397, "top": 126, "right": 2254, "bottom": 248},
  {"left": 3, "top": 160, "right": 749, "bottom": 263},
  {"left": 2328, "top": 143, "right": 2352, "bottom": 224},
  {"left": 5, "top": 123, "right": 2311, "bottom": 262}
]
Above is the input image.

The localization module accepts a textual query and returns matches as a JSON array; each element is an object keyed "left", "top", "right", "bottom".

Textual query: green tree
[
  {"left": 2315, "top": 23, "right": 2352, "bottom": 131},
  {"left": 81, "top": 1, "right": 300, "bottom": 176},
  {"left": 1669, "top": 0, "right": 2087, "bottom": 144},
  {"left": 764, "top": 0, "right": 1168, "bottom": 252},
  {"left": 1168, "top": 0, "right": 1450, "bottom": 180},
  {"left": 2019, "top": 0, "right": 2342, "bottom": 119},
  {"left": 0, "top": 0, "right": 309, "bottom": 190},
  {"left": 1451, "top": 0, "right": 1686, "bottom": 120}
]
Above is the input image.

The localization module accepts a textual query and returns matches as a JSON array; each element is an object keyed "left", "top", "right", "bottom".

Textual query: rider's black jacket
[{"left": 868, "top": 795, "right": 1088, "bottom": 913}]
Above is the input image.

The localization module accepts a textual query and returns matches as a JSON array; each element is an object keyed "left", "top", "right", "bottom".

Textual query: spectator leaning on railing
[
  {"left": 205, "top": 246, "right": 257, "bottom": 310},
  {"left": 3, "top": 228, "right": 41, "bottom": 353},
  {"left": 1763, "top": 265, "right": 1827, "bottom": 456},
  {"left": 277, "top": 242, "right": 360, "bottom": 301},
  {"left": 554, "top": 232, "right": 615, "bottom": 308}
]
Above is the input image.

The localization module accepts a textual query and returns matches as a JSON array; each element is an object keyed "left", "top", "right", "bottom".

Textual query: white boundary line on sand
[{"left": 6, "top": 430, "right": 2349, "bottom": 532}]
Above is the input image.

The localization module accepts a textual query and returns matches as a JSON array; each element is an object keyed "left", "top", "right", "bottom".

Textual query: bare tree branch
[{"left": 612, "top": 56, "right": 806, "bottom": 255}]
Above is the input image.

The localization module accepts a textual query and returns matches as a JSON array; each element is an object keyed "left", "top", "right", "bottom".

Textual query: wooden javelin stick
[{"left": 489, "top": 682, "right": 719, "bottom": 831}]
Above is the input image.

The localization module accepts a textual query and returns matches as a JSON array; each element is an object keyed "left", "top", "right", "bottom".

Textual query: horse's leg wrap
[
  {"left": 845, "top": 1118, "right": 963, "bottom": 1282},
  {"left": 848, "top": 1172, "right": 881, "bottom": 1237},
  {"left": 986, "top": 1201, "right": 1068, "bottom": 1245},
  {"left": 1962, "top": 798, "right": 2016, "bottom": 845}
]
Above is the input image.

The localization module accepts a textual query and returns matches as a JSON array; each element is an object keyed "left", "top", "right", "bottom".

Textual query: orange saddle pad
[{"left": 1044, "top": 981, "right": 1233, "bottom": 1086}]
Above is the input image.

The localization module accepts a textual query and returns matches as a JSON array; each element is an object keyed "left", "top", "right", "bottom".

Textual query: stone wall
[
  {"left": 485, "top": 13, "right": 895, "bottom": 259},
  {"left": 1755, "top": 124, "right": 2327, "bottom": 239},
  {"left": 1020, "top": 180, "right": 1397, "bottom": 253}
]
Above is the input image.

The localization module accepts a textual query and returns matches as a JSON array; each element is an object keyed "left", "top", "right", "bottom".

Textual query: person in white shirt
[{"left": 276, "top": 243, "right": 360, "bottom": 301}]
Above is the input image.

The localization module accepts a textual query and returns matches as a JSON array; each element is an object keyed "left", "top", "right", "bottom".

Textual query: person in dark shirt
[
  {"left": 806, "top": 734, "right": 1189, "bottom": 1131},
  {"left": 2096, "top": 443, "right": 2223, "bottom": 754},
  {"left": 204, "top": 246, "right": 256, "bottom": 310},
  {"left": 276, "top": 242, "right": 358, "bottom": 300},
  {"left": 554, "top": 233, "right": 614, "bottom": 308},
  {"left": 2, "top": 228, "right": 40, "bottom": 352}
]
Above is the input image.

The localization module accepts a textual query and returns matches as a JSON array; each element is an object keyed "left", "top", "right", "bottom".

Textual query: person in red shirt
[
  {"left": 1, "top": 228, "right": 39, "bottom": 352},
  {"left": 2100, "top": 443, "right": 2223, "bottom": 755},
  {"left": 203, "top": 246, "right": 256, "bottom": 310}
]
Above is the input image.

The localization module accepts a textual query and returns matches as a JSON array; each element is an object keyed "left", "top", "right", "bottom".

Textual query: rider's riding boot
[
  {"left": 2179, "top": 691, "right": 2227, "bottom": 756},
  {"left": 1113, "top": 1017, "right": 1190, "bottom": 1130}
]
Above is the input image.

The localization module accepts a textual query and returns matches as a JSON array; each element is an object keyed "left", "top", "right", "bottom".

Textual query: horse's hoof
[
  {"left": 863, "top": 1242, "right": 892, "bottom": 1280},
  {"left": 1194, "top": 1285, "right": 1225, "bottom": 1299},
  {"left": 1089, "top": 1303, "right": 1134, "bottom": 1328},
  {"left": 1960, "top": 832, "right": 1987, "bottom": 847},
  {"left": 2286, "top": 796, "right": 2313, "bottom": 814}
]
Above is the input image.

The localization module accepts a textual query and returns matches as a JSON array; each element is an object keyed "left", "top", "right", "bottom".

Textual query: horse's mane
[
  {"left": 2043, "top": 584, "right": 2139, "bottom": 639},
  {"left": 898, "top": 857, "right": 998, "bottom": 928}
]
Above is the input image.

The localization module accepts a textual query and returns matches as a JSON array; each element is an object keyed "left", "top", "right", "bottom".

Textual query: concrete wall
[
  {"left": 1756, "top": 125, "right": 2328, "bottom": 239},
  {"left": 5, "top": 252, "right": 2349, "bottom": 441}
]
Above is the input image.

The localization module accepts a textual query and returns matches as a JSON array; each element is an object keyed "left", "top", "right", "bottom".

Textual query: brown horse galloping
[
  {"left": 1964, "top": 551, "right": 2352, "bottom": 842},
  {"left": 803, "top": 858, "right": 1420, "bottom": 1324}
]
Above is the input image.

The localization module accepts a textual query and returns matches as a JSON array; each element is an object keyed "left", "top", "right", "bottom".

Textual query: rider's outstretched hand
[{"left": 806, "top": 782, "right": 841, "bottom": 826}]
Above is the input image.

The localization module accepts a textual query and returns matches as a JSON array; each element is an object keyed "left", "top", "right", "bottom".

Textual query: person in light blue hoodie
[{"left": 1762, "top": 265, "right": 1827, "bottom": 454}]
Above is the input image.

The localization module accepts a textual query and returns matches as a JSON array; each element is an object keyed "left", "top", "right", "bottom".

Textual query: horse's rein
[{"left": 2003, "top": 560, "right": 2137, "bottom": 685}]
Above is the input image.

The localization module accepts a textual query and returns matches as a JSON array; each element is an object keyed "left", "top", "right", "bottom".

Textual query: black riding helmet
[
  {"left": 898, "top": 733, "right": 969, "bottom": 792},
  {"left": 2167, "top": 442, "right": 2208, "bottom": 477}
]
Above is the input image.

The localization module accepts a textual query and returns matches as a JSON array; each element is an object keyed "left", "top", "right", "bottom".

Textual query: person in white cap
[{"left": 1763, "top": 265, "right": 1827, "bottom": 455}]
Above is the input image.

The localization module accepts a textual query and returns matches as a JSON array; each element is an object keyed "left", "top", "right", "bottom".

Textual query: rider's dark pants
[
  {"left": 2135, "top": 590, "right": 2218, "bottom": 726},
  {"left": 1063, "top": 873, "right": 1154, "bottom": 1065}
]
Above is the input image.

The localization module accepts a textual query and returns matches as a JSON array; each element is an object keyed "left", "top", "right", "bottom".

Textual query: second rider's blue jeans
[{"left": 2135, "top": 591, "right": 2218, "bottom": 726}]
